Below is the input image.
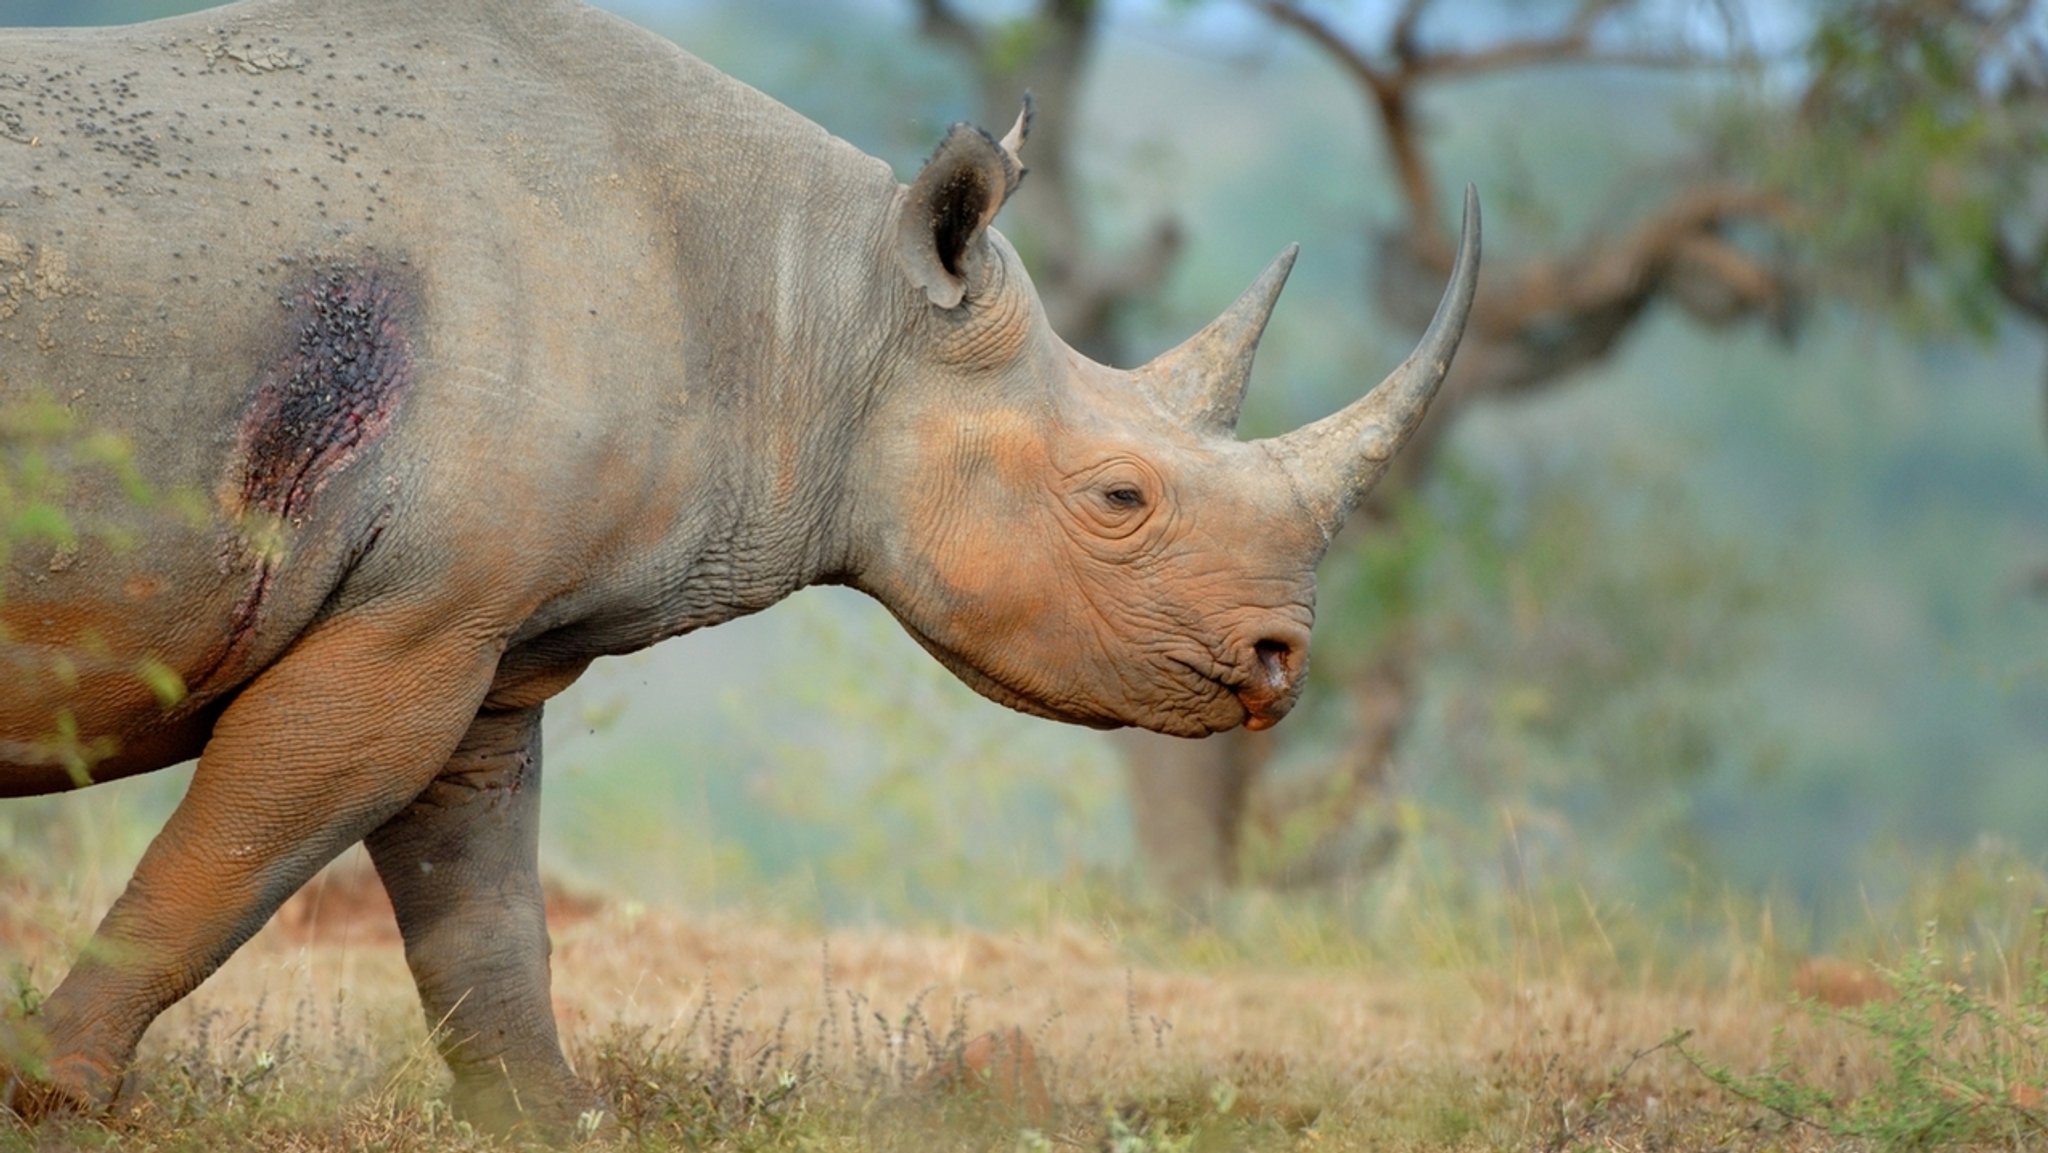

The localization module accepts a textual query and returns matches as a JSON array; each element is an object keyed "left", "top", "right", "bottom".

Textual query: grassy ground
[{"left": 3, "top": 856, "right": 2045, "bottom": 1151}]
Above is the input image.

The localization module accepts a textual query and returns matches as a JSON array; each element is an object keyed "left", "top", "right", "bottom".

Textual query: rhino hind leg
[
  {"left": 365, "top": 704, "right": 590, "bottom": 1137},
  {"left": 2, "top": 611, "right": 500, "bottom": 1121}
]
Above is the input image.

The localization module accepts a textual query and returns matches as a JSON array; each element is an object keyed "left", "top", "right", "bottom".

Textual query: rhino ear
[{"left": 896, "top": 121, "right": 1025, "bottom": 309}]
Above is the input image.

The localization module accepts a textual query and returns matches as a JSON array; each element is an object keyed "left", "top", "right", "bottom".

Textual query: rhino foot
[
  {"left": 447, "top": 1065, "right": 604, "bottom": 1142},
  {"left": 1, "top": 1049, "right": 121, "bottom": 1124}
]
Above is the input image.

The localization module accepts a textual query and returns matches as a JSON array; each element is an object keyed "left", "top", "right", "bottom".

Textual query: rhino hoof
[
  {"left": 2, "top": 1053, "right": 119, "bottom": 1124},
  {"left": 448, "top": 1069, "right": 604, "bottom": 1142}
]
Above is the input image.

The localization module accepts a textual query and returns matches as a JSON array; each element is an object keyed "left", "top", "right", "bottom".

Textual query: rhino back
[{"left": 0, "top": 0, "right": 899, "bottom": 757}]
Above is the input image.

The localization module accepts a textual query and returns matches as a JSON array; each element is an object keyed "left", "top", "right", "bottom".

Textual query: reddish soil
[
  {"left": 269, "top": 855, "right": 604, "bottom": 944},
  {"left": 910, "top": 1026, "right": 1054, "bottom": 1124},
  {"left": 1790, "top": 955, "right": 1892, "bottom": 1008}
]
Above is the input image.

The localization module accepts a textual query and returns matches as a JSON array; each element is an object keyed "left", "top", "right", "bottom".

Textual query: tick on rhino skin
[{"left": 232, "top": 264, "right": 415, "bottom": 526}]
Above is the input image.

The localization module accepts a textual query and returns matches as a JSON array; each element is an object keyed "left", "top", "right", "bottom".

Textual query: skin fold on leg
[
  {"left": 2, "top": 611, "right": 500, "bottom": 1118},
  {"left": 365, "top": 703, "right": 589, "bottom": 1136}
]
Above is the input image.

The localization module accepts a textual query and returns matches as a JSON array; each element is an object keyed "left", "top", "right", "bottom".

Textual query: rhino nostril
[
  {"left": 1238, "top": 637, "right": 1306, "bottom": 731},
  {"left": 1253, "top": 637, "right": 1296, "bottom": 685}
]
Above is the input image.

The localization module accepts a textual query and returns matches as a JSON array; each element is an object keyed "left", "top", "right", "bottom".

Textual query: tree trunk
[
  {"left": 1113, "top": 727, "right": 1264, "bottom": 902},
  {"left": 1120, "top": 595, "right": 1418, "bottom": 902}
]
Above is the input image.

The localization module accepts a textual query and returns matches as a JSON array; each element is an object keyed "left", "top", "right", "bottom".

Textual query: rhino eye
[{"left": 1066, "top": 459, "right": 1161, "bottom": 540}]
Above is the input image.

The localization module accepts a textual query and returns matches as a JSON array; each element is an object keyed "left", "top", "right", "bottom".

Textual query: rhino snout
[{"left": 1234, "top": 626, "right": 1309, "bottom": 732}]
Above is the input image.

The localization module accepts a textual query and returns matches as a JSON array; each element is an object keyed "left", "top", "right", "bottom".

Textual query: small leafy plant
[
  {"left": 1686, "top": 918, "right": 2048, "bottom": 1150},
  {"left": 0, "top": 395, "right": 202, "bottom": 788}
]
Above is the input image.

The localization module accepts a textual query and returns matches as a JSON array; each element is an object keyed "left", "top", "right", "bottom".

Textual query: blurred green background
[{"left": 4, "top": 0, "right": 2044, "bottom": 954}]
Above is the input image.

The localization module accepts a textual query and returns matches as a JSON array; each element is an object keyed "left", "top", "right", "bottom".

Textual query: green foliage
[
  {"left": 724, "top": 595, "right": 1124, "bottom": 926},
  {"left": 1315, "top": 481, "right": 1473, "bottom": 676},
  {"left": 578, "top": 1001, "right": 817, "bottom": 1147},
  {"left": 134, "top": 657, "right": 188, "bottom": 709},
  {"left": 1689, "top": 919, "right": 2048, "bottom": 1149},
  {"left": 0, "top": 395, "right": 154, "bottom": 595},
  {"left": 985, "top": 17, "right": 1051, "bottom": 80},
  {"left": 40, "top": 709, "right": 119, "bottom": 790},
  {"left": 1391, "top": 450, "right": 1784, "bottom": 899},
  {"left": 0, "top": 394, "right": 200, "bottom": 807},
  {"left": 1, "top": 965, "right": 50, "bottom": 1090},
  {"left": 1736, "top": 0, "right": 2047, "bottom": 335}
]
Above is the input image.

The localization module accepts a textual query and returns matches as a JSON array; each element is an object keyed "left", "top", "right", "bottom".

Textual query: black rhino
[{"left": 0, "top": 0, "right": 1477, "bottom": 1132}]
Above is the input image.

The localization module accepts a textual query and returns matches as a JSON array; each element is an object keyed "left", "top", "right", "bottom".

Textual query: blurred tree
[
  {"left": 1746, "top": 0, "right": 2047, "bottom": 411},
  {"left": 1145, "top": 0, "right": 2048, "bottom": 902},
  {"left": 1111, "top": 0, "right": 1805, "bottom": 901}
]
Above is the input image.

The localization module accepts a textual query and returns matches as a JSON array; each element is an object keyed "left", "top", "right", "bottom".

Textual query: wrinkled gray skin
[{"left": 0, "top": 0, "right": 1477, "bottom": 1136}]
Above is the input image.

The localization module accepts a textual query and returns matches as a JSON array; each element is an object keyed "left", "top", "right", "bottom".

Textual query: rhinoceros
[{"left": 0, "top": 0, "right": 1477, "bottom": 1133}]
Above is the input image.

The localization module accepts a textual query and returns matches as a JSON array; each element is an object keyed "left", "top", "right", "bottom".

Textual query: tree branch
[
  {"left": 912, "top": 0, "right": 983, "bottom": 59},
  {"left": 1992, "top": 234, "right": 2048, "bottom": 326},
  {"left": 1992, "top": 236, "right": 2048, "bottom": 447},
  {"left": 1253, "top": 0, "right": 1393, "bottom": 98},
  {"left": 1481, "top": 186, "right": 1793, "bottom": 329},
  {"left": 1254, "top": 0, "right": 1443, "bottom": 253},
  {"left": 1668, "top": 234, "right": 1787, "bottom": 320},
  {"left": 1045, "top": 218, "right": 1185, "bottom": 348},
  {"left": 1409, "top": 39, "right": 1711, "bottom": 81},
  {"left": 1253, "top": 0, "right": 1720, "bottom": 263},
  {"left": 1390, "top": 0, "right": 1433, "bottom": 68}
]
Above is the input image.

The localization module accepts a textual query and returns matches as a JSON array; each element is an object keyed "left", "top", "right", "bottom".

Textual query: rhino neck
[{"left": 603, "top": 45, "right": 907, "bottom": 627}]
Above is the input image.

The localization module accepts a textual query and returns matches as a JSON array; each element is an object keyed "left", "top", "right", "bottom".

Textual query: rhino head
[{"left": 846, "top": 106, "right": 1479, "bottom": 739}]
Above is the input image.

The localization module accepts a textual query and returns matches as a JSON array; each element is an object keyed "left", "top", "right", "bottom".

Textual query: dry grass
[{"left": 1, "top": 856, "right": 2043, "bottom": 1151}]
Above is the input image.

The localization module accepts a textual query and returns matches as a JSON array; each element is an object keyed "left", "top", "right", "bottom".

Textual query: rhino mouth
[
  {"left": 1234, "top": 689, "right": 1293, "bottom": 731},
  {"left": 893, "top": 613, "right": 1252, "bottom": 736},
  {"left": 1165, "top": 654, "right": 1283, "bottom": 735},
  {"left": 889, "top": 614, "right": 1126, "bottom": 730}
]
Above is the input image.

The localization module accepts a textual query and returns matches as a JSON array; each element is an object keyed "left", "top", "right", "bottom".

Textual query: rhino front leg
[
  {"left": 3, "top": 614, "right": 498, "bottom": 1118},
  {"left": 365, "top": 704, "right": 587, "bottom": 1137}
]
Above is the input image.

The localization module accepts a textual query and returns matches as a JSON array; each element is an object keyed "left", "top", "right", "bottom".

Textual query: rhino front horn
[
  {"left": 1139, "top": 244, "right": 1298, "bottom": 436},
  {"left": 1264, "top": 184, "right": 1481, "bottom": 541}
]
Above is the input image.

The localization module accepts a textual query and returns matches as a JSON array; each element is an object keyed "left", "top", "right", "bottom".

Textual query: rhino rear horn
[
  {"left": 1138, "top": 244, "right": 1297, "bottom": 435},
  {"left": 896, "top": 119, "right": 1026, "bottom": 309}
]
